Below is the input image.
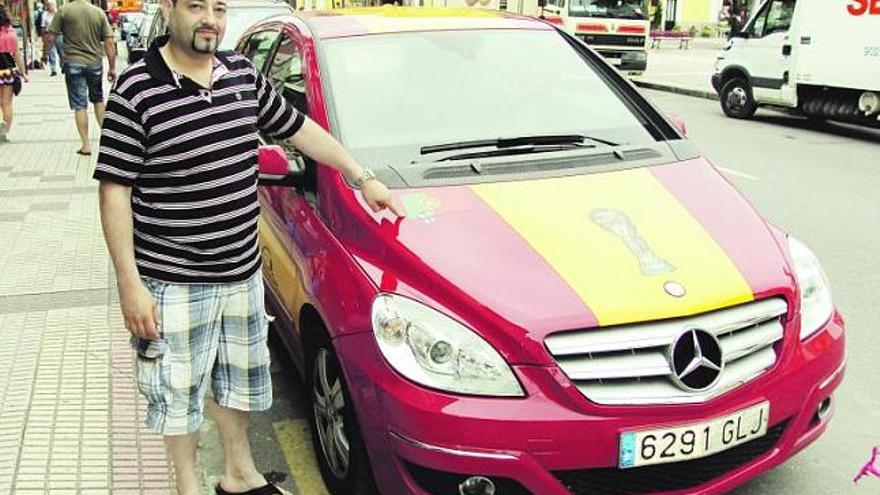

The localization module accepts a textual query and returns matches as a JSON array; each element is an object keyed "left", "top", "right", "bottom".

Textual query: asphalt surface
[{"left": 643, "top": 89, "right": 880, "bottom": 494}]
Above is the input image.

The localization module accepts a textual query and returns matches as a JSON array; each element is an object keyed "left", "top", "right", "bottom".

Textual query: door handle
[{"left": 782, "top": 44, "right": 792, "bottom": 56}]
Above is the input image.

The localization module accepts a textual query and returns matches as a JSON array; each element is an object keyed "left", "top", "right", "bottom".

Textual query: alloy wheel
[{"left": 312, "top": 348, "right": 351, "bottom": 479}]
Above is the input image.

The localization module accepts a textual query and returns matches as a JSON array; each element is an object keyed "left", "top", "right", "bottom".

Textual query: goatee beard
[{"left": 190, "top": 35, "right": 218, "bottom": 54}]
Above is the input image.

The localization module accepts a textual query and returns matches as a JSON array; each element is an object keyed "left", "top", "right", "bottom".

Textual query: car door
[
  {"left": 250, "top": 26, "right": 325, "bottom": 364},
  {"left": 739, "top": 0, "right": 796, "bottom": 104}
]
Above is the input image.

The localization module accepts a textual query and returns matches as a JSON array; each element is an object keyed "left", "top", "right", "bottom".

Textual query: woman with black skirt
[{"left": 0, "top": 5, "right": 28, "bottom": 142}]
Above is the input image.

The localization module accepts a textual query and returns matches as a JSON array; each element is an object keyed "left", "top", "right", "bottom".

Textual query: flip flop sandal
[
  {"left": 215, "top": 482, "right": 285, "bottom": 495},
  {"left": 75, "top": 149, "right": 92, "bottom": 156}
]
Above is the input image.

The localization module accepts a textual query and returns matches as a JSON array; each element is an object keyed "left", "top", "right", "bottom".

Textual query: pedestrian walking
[
  {"left": 46, "top": 0, "right": 116, "bottom": 156},
  {"left": 41, "top": 0, "right": 63, "bottom": 76},
  {"left": 0, "top": 5, "right": 27, "bottom": 143},
  {"left": 93, "top": 0, "right": 401, "bottom": 493}
]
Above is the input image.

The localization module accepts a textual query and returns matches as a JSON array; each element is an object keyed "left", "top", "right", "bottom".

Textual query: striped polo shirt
[{"left": 94, "top": 35, "right": 304, "bottom": 284}]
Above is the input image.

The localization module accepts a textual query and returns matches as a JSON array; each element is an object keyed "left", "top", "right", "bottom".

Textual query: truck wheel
[
  {"left": 306, "top": 326, "right": 377, "bottom": 495},
  {"left": 721, "top": 78, "right": 757, "bottom": 119}
]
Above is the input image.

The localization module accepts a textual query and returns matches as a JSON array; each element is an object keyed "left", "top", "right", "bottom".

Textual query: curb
[{"left": 631, "top": 79, "right": 719, "bottom": 101}]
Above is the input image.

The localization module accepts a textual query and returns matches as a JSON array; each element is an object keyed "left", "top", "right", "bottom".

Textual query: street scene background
[{"left": 0, "top": 5, "right": 878, "bottom": 495}]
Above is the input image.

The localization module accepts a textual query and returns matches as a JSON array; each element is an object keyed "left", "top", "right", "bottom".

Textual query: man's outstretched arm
[{"left": 287, "top": 117, "right": 402, "bottom": 216}]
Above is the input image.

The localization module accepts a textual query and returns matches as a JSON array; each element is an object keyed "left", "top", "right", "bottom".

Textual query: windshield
[
  {"left": 221, "top": 6, "right": 291, "bottom": 50},
  {"left": 569, "top": 0, "right": 647, "bottom": 19},
  {"left": 321, "top": 30, "right": 654, "bottom": 165}
]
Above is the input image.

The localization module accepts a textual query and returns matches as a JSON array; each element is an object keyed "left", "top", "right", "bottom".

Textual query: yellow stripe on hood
[{"left": 470, "top": 168, "right": 754, "bottom": 326}]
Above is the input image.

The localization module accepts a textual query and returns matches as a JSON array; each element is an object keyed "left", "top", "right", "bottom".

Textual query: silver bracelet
[{"left": 352, "top": 168, "right": 377, "bottom": 189}]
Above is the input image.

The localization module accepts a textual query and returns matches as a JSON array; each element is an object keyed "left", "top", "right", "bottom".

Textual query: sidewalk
[
  {"left": 0, "top": 60, "right": 323, "bottom": 494},
  {"left": 0, "top": 68, "right": 175, "bottom": 493},
  {"left": 630, "top": 36, "right": 726, "bottom": 100}
]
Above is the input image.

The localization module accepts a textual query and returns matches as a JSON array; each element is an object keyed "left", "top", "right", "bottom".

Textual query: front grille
[
  {"left": 403, "top": 461, "right": 533, "bottom": 495},
  {"left": 553, "top": 419, "right": 789, "bottom": 495},
  {"left": 577, "top": 34, "right": 646, "bottom": 47},
  {"left": 545, "top": 298, "right": 788, "bottom": 405}
]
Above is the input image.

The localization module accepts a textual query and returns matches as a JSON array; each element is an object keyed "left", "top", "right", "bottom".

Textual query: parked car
[
  {"left": 131, "top": 0, "right": 293, "bottom": 64},
  {"left": 240, "top": 8, "right": 846, "bottom": 495},
  {"left": 713, "top": 0, "right": 880, "bottom": 127},
  {"left": 125, "top": 5, "right": 157, "bottom": 64}
]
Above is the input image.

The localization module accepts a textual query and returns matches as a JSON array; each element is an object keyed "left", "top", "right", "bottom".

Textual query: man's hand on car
[{"left": 361, "top": 178, "right": 403, "bottom": 216}]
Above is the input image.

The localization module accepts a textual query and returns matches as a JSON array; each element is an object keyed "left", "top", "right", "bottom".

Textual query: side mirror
[
  {"left": 258, "top": 145, "right": 303, "bottom": 187},
  {"left": 668, "top": 113, "right": 688, "bottom": 137},
  {"left": 538, "top": 0, "right": 547, "bottom": 6}
]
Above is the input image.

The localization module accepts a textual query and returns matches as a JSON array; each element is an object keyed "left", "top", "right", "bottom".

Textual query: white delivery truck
[{"left": 712, "top": 0, "right": 880, "bottom": 128}]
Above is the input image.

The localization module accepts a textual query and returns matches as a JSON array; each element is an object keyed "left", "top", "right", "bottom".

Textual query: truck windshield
[{"left": 569, "top": 0, "right": 647, "bottom": 19}]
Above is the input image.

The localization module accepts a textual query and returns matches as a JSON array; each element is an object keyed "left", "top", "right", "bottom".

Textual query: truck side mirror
[{"left": 538, "top": 0, "right": 547, "bottom": 6}]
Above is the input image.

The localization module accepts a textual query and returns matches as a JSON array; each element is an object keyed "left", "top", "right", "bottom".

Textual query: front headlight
[
  {"left": 788, "top": 236, "right": 834, "bottom": 340},
  {"left": 371, "top": 294, "right": 524, "bottom": 397}
]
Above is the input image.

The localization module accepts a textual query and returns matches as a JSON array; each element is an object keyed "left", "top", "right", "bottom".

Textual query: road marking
[
  {"left": 716, "top": 166, "right": 760, "bottom": 181},
  {"left": 273, "top": 419, "right": 331, "bottom": 495}
]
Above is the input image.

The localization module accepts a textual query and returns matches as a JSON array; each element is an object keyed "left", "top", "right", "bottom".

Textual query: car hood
[{"left": 347, "top": 158, "right": 794, "bottom": 353}]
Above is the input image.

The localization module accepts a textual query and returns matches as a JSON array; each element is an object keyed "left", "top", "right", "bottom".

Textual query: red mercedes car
[{"left": 238, "top": 8, "right": 846, "bottom": 495}]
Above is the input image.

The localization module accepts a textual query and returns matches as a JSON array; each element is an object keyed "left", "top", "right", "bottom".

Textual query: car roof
[{"left": 293, "top": 7, "right": 553, "bottom": 40}]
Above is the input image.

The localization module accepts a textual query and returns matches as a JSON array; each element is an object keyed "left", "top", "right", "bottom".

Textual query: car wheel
[
  {"left": 720, "top": 77, "right": 757, "bottom": 119},
  {"left": 306, "top": 328, "right": 377, "bottom": 495}
]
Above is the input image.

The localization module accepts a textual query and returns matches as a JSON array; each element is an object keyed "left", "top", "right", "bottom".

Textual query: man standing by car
[
  {"left": 93, "top": 0, "right": 400, "bottom": 493},
  {"left": 46, "top": 0, "right": 116, "bottom": 156}
]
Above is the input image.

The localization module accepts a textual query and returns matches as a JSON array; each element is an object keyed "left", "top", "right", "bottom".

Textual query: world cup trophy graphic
[{"left": 590, "top": 207, "right": 676, "bottom": 276}]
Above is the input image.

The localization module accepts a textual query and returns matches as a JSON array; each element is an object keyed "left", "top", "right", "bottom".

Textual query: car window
[
  {"left": 147, "top": 9, "right": 165, "bottom": 46},
  {"left": 322, "top": 30, "right": 655, "bottom": 154},
  {"left": 139, "top": 14, "right": 154, "bottom": 38},
  {"left": 221, "top": 6, "right": 293, "bottom": 51},
  {"left": 267, "top": 35, "right": 307, "bottom": 114},
  {"left": 242, "top": 30, "right": 280, "bottom": 73},
  {"left": 235, "top": 33, "right": 252, "bottom": 54}
]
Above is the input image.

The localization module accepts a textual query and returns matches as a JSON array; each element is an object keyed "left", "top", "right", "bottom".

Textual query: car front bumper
[{"left": 336, "top": 311, "right": 845, "bottom": 495}]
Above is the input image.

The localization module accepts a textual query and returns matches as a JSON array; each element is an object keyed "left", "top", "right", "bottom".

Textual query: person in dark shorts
[{"left": 46, "top": 0, "right": 116, "bottom": 156}]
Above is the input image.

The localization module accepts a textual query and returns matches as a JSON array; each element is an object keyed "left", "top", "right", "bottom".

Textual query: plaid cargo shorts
[{"left": 131, "top": 272, "right": 273, "bottom": 436}]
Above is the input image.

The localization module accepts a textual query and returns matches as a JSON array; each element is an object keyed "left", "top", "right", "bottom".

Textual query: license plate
[{"left": 619, "top": 401, "right": 769, "bottom": 469}]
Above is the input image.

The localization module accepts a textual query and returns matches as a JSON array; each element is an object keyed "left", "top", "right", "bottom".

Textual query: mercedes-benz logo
[{"left": 669, "top": 328, "right": 724, "bottom": 392}]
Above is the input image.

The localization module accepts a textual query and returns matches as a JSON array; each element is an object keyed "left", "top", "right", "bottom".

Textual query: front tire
[
  {"left": 720, "top": 77, "right": 757, "bottom": 119},
  {"left": 306, "top": 328, "right": 376, "bottom": 495}
]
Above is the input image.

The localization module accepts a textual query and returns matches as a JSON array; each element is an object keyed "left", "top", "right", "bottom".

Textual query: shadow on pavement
[{"left": 752, "top": 113, "right": 880, "bottom": 144}]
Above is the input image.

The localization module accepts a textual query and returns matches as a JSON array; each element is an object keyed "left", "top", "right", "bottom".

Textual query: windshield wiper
[
  {"left": 430, "top": 144, "right": 587, "bottom": 162},
  {"left": 420, "top": 134, "right": 618, "bottom": 155}
]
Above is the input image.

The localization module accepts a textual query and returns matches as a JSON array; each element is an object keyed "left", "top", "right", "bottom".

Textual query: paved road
[{"left": 643, "top": 89, "right": 880, "bottom": 494}]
